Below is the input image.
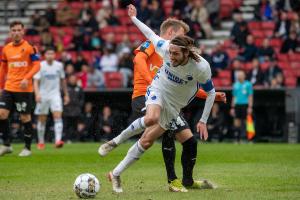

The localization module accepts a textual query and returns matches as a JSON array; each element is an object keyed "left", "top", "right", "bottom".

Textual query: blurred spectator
[
  {"left": 230, "top": 70, "right": 254, "bottom": 143},
  {"left": 247, "top": 58, "right": 265, "bottom": 86},
  {"left": 274, "top": 11, "right": 291, "bottom": 38},
  {"left": 70, "top": 28, "right": 85, "bottom": 51},
  {"left": 230, "top": 13, "right": 249, "bottom": 47},
  {"left": 60, "top": 51, "right": 73, "bottom": 66},
  {"left": 238, "top": 35, "right": 258, "bottom": 62},
  {"left": 44, "top": 5, "right": 56, "bottom": 26},
  {"left": 79, "top": 2, "right": 94, "bottom": 23},
  {"left": 87, "top": 67, "right": 105, "bottom": 89},
  {"left": 136, "top": 0, "right": 151, "bottom": 24},
  {"left": 211, "top": 42, "right": 229, "bottom": 72},
  {"left": 280, "top": 31, "right": 299, "bottom": 53},
  {"left": 74, "top": 54, "right": 88, "bottom": 72},
  {"left": 172, "top": 0, "right": 188, "bottom": 17},
  {"left": 96, "top": 0, "right": 120, "bottom": 28},
  {"left": 207, "top": 103, "right": 226, "bottom": 142},
  {"left": 77, "top": 102, "right": 98, "bottom": 141},
  {"left": 90, "top": 31, "right": 102, "bottom": 50},
  {"left": 257, "top": 38, "right": 275, "bottom": 62},
  {"left": 55, "top": 29, "right": 73, "bottom": 52},
  {"left": 64, "top": 74, "right": 85, "bottom": 143},
  {"left": 148, "top": 0, "right": 165, "bottom": 33},
  {"left": 191, "top": 0, "right": 213, "bottom": 38},
  {"left": 98, "top": 105, "right": 115, "bottom": 141},
  {"left": 65, "top": 64, "right": 75, "bottom": 78},
  {"left": 77, "top": 64, "right": 89, "bottom": 89},
  {"left": 103, "top": 33, "right": 117, "bottom": 50},
  {"left": 56, "top": 5, "right": 76, "bottom": 26},
  {"left": 254, "top": 0, "right": 273, "bottom": 21},
  {"left": 116, "top": 34, "right": 132, "bottom": 55},
  {"left": 205, "top": 0, "right": 220, "bottom": 28},
  {"left": 276, "top": 0, "right": 299, "bottom": 12},
  {"left": 231, "top": 59, "right": 243, "bottom": 83},
  {"left": 40, "top": 29, "right": 54, "bottom": 51},
  {"left": 270, "top": 73, "right": 284, "bottom": 88},
  {"left": 264, "top": 58, "right": 283, "bottom": 86},
  {"left": 199, "top": 44, "right": 212, "bottom": 64},
  {"left": 118, "top": 47, "right": 134, "bottom": 87},
  {"left": 82, "top": 12, "right": 99, "bottom": 34},
  {"left": 26, "top": 10, "right": 41, "bottom": 35},
  {"left": 99, "top": 46, "right": 118, "bottom": 72}
]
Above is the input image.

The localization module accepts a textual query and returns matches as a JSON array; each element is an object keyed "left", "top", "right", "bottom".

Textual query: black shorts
[
  {"left": 130, "top": 96, "right": 189, "bottom": 135},
  {"left": 0, "top": 90, "right": 33, "bottom": 114},
  {"left": 235, "top": 104, "right": 248, "bottom": 120}
]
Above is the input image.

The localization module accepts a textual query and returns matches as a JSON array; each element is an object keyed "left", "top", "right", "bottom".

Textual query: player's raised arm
[{"left": 128, "top": 4, "right": 167, "bottom": 57}]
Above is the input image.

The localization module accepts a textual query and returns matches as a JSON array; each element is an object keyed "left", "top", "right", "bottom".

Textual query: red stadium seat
[
  {"left": 100, "top": 26, "right": 115, "bottom": 35},
  {"left": 255, "top": 38, "right": 264, "bottom": 47},
  {"left": 278, "top": 61, "right": 290, "bottom": 69},
  {"left": 244, "top": 62, "right": 253, "bottom": 71},
  {"left": 291, "top": 62, "right": 300, "bottom": 70},
  {"left": 220, "top": 6, "right": 232, "bottom": 19},
  {"left": 248, "top": 21, "right": 261, "bottom": 30},
  {"left": 277, "top": 53, "right": 289, "bottom": 61},
  {"left": 261, "top": 62, "right": 270, "bottom": 71},
  {"left": 212, "top": 78, "right": 222, "bottom": 87},
  {"left": 261, "top": 21, "right": 275, "bottom": 30},
  {"left": 226, "top": 49, "right": 239, "bottom": 59},
  {"left": 220, "top": 78, "right": 231, "bottom": 87},
  {"left": 285, "top": 77, "right": 297, "bottom": 87},
  {"left": 251, "top": 30, "right": 265, "bottom": 38},
  {"left": 104, "top": 72, "right": 123, "bottom": 88},
  {"left": 288, "top": 53, "right": 300, "bottom": 62},
  {"left": 119, "top": 17, "right": 131, "bottom": 25},
  {"left": 128, "top": 26, "right": 141, "bottom": 34},
  {"left": 270, "top": 39, "right": 282, "bottom": 47},
  {"left": 283, "top": 69, "right": 295, "bottom": 77},
  {"left": 264, "top": 30, "right": 274, "bottom": 37},
  {"left": 114, "top": 9, "right": 126, "bottom": 17},
  {"left": 218, "top": 70, "right": 231, "bottom": 79},
  {"left": 114, "top": 26, "right": 128, "bottom": 34}
]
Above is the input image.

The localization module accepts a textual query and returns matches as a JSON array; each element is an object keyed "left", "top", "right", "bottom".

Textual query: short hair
[
  {"left": 44, "top": 46, "right": 56, "bottom": 53},
  {"left": 160, "top": 18, "right": 190, "bottom": 35},
  {"left": 10, "top": 21, "right": 24, "bottom": 28}
]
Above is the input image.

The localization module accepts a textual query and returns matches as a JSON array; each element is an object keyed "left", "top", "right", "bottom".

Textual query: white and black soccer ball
[{"left": 73, "top": 173, "right": 100, "bottom": 199}]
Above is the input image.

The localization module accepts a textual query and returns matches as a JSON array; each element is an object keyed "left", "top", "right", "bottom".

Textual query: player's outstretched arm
[{"left": 128, "top": 4, "right": 164, "bottom": 49}]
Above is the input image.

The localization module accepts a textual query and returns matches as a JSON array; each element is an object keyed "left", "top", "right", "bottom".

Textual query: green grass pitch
[{"left": 0, "top": 142, "right": 300, "bottom": 200}]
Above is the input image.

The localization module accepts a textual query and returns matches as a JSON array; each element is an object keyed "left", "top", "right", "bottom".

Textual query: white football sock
[
  {"left": 113, "top": 117, "right": 146, "bottom": 145},
  {"left": 37, "top": 121, "right": 46, "bottom": 144},
  {"left": 112, "top": 140, "right": 145, "bottom": 176},
  {"left": 54, "top": 118, "right": 63, "bottom": 143}
]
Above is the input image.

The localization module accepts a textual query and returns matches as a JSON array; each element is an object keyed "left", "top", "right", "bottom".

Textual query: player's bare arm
[
  {"left": 61, "top": 79, "right": 70, "bottom": 105},
  {"left": 33, "top": 79, "right": 41, "bottom": 103}
]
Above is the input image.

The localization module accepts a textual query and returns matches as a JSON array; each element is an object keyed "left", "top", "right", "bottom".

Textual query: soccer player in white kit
[
  {"left": 34, "top": 47, "right": 70, "bottom": 149},
  {"left": 107, "top": 5, "right": 216, "bottom": 193}
]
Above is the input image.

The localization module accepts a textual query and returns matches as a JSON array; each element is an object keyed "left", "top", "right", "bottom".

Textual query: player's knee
[
  {"left": 140, "top": 138, "right": 154, "bottom": 150},
  {"left": 144, "top": 115, "right": 159, "bottom": 127},
  {"left": 20, "top": 114, "right": 31, "bottom": 123}
]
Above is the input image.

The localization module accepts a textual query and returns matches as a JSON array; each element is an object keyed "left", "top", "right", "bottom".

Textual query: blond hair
[{"left": 160, "top": 18, "right": 190, "bottom": 35}]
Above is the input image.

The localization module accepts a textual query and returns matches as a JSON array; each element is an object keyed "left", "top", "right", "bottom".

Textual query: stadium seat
[
  {"left": 251, "top": 30, "right": 265, "bottom": 38},
  {"left": 104, "top": 72, "right": 123, "bottom": 88},
  {"left": 277, "top": 53, "right": 289, "bottom": 61},
  {"left": 278, "top": 61, "right": 290, "bottom": 70},
  {"left": 289, "top": 53, "right": 300, "bottom": 62},
  {"left": 255, "top": 38, "right": 264, "bottom": 47},
  {"left": 212, "top": 78, "right": 222, "bottom": 87},
  {"left": 220, "top": 6, "right": 232, "bottom": 19},
  {"left": 218, "top": 70, "right": 231, "bottom": 79},
  {"left": 285, "top": 77, "right": 297, "bottom": 87},
  {"left": 291, "top": 62, "right": 300, "bottom": 70},
  {"left": 114, "top": 26, "right": 128, "bottom": 34},
  {"left": 261, "top": 21, "right": 275, "bottom": 30},
  {"left": 220, "top": 78, "right": 232, "bottom": 87},
  {"left": 270, "top": 39, "right": 282, "bottom": 47},
  {"left": 264, "top": 30, "right": 274, "bottom": 38},
  {"left": 100, "top": 26, "right": 115, "bottom": 35},
  {"left": 244, "top": 62, "right": 253, "bottom": 71},
  {"left": 248, "top": 21, "right": 261, "bottom": 30},
  {"left": 261, "top": 62, "right": 270, "bottom": 71},
  {"left": 226, "top": 49, "right": 239, "bottom": 59},
  {"left": 114, "top": 9, "right": 127, "bottom": 18}
]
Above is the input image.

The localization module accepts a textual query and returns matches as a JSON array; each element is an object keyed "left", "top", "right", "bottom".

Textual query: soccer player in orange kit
[{"left": 0, "top": 21, "right": 40, "bottom": 157}]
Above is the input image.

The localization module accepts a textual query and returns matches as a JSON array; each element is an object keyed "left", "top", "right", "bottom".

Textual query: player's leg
[
  {"left": 16, "top": 92, "right": 34, "bottom": 156},
  {"left": 99, "top": 97, "right": 161, "bottom": 156},
  {"left": 51, "top": 96, "right": 64, "bottom": 147},
  {"left": 109, "top": 124, "right": 165, "bottom": 193},
  {"left": 176, "top": 128, "right": 215, "bottom": 189},
  {"left": 34, "top": 98, "right": 50, "bottom": 149},
  {"left": 162, "top": 132, "right": 177, "bottom": 183},
  {"left": 0, "top": 90, "right": 14, "bottom": 156},
  {"left": 36, "top": 115, "right": 47, "bottom": 149}
]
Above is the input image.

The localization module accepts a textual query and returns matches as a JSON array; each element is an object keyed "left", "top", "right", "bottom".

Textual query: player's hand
[
  {"left": 0, "top": 89, "right": 3, "bottom": 97},
  {"left": 20, "top": 79, "right": 29, "bottom": 90},
  {"left": 127, "top": 4, "right": 137, "bottom": 17},
  {"left": 64, "top": 95, "right": 70, "bottom": 105},
  {"left": 35, "top": 94, "right": 41, "bottom": 103},
  {"left": 219, "top": 92, "right": 227, "bottom": 103},
  {"left": 196, "top": 121, "right": 208, "bottom": 141}
]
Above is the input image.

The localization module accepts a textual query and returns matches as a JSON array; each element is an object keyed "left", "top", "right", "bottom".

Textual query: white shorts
[
  {"left": 145, "top": 87, "right": 183, "bottom": 130},
  {"left": 34, "top": 96, "right": 63, "bottom": 115}
]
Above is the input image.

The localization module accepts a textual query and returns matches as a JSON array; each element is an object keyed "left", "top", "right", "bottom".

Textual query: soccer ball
[{"left": 73, "top": 173, "right": 100, "bottom": 198}]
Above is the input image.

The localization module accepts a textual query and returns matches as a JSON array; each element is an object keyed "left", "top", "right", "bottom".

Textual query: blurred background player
[
  {"left": 99, "top": 17, "right": 226, "bottom": 192},
  {"left": 0, "top": 21, "right": 40, "bottom": 157},
  {"left": 230, "top": 70, "right": 253, "bottom": 143},
  {"left": 34, "top": 47, "right": 69, "bottom": 149}
]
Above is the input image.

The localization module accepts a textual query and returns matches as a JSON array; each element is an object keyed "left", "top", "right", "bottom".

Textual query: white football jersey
[
  {"left": 132, "top": 16, "right": 216, "bottom": 123},
  {"left": 34, "top": 60, "right": 65, "bottom": 97}
]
